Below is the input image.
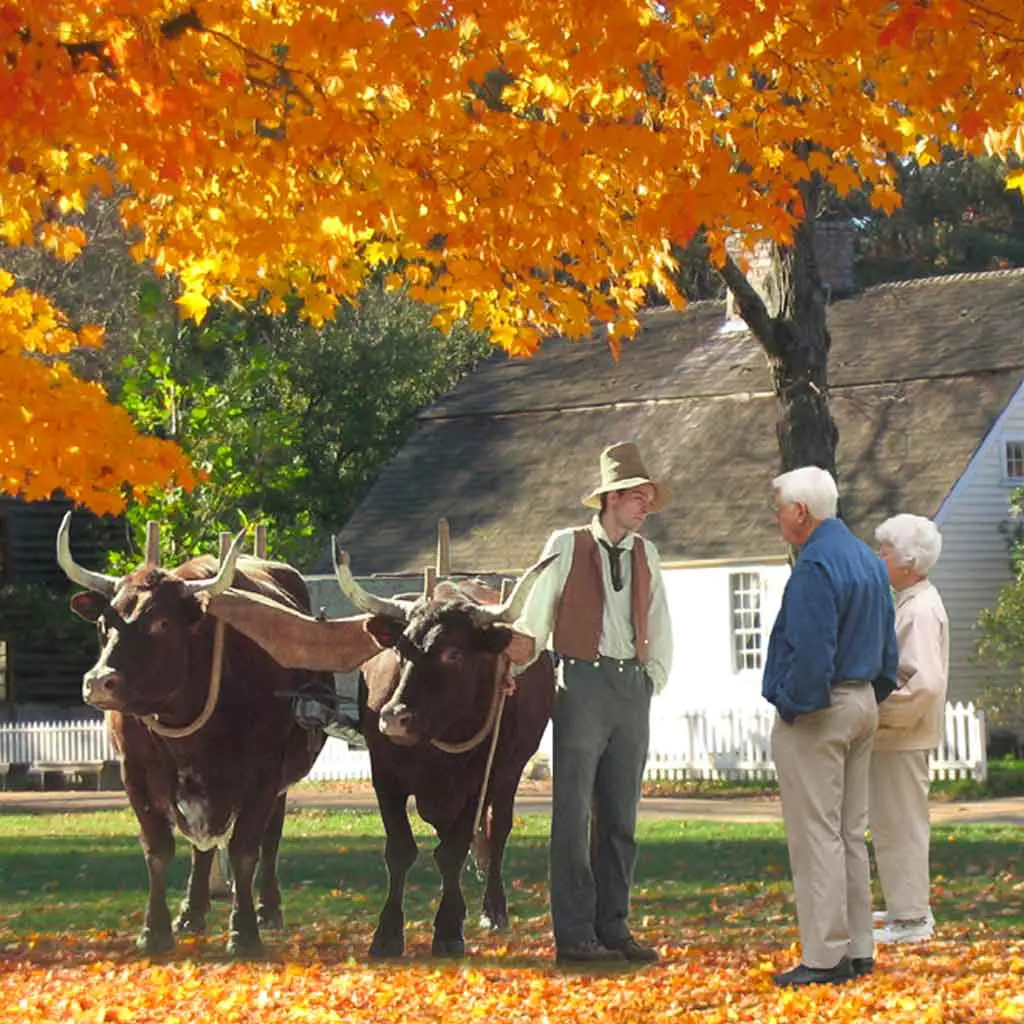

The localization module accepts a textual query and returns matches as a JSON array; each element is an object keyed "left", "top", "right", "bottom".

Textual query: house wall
[
  {"left": 932, "top": 380, "right": 1024, "bottom": 706},
  {"left": 651, "top": 561, "right": 789, "bottom": 746},
  {"left": 307, "top": 561, "right": 793, "bottom": 744}
]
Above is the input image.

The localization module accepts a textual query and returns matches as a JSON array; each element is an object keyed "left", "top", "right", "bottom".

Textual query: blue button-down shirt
[{"left": 762, "top": 518, "right": 899, "bottom": 722}]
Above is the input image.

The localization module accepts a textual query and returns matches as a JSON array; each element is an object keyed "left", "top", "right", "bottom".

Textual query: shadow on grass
[{"left": 0, "top": 811, "right": 1021, "bottom": 967}]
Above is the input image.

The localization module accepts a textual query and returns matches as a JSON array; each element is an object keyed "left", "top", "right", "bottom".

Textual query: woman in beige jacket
[{"left": 870, "top": 514, "right": 950, "bottom": 944}]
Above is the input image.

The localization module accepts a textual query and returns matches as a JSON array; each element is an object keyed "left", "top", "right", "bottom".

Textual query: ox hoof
[
  {"left": 369, "top": 934, "right": 405, "bottom": 959},
  {"left": 479, "top": 912, "right": 509, "bottom": 932},
  {"left": 431, "top": 936, "right": 466, "bottom": 959},
  {"left": 227, "top": 932, "right": 265, "bottom": 960},
  {"left": 137, "top": 929, "right": 175, "bottom": 955},
  {"left": 174, "top": 913, "right": 207, "bottom": 936},
  {"left": 257, "top": 907, "right": 284, "bottom": 931}
]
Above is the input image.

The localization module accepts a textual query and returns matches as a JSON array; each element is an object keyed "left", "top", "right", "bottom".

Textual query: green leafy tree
[
  {"left": 109, "top": 285, "right": 491, "bottom": 571},
  {"left": 856, "top": 153, "right": 1024, "bottom": 285},
  {"left": 976, "top": 488, "right": 1024, "bottom": 738}
]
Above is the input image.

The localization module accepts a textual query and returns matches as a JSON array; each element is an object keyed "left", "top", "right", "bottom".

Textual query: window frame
[
  {"left": 729, "top": 570, "right": 765, "bottom": 674},
  {"left": 1003, "top": 437, "right": 1024, "bottom": 485}
]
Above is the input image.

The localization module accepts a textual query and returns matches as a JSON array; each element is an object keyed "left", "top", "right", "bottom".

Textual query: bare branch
[{"left": 719, "top": 253, "right": 780, "bottom": 354}]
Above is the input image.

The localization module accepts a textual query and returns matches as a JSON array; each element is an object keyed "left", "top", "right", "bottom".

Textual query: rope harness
[
  {"left": 425, "top": 653, "right": 513, "bottom": 843},
  {"left": 429, "top": 653, "right": 508, "bottom": 755},
  {"left": 143, "top": 618, "right": 226, "bottom": 740}
]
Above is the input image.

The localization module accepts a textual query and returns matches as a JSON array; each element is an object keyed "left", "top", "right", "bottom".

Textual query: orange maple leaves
[
  {"left": 0, "top": 270, "right": 196, "bottom": 514},
  {"left": 2, "top": 1, "right": 1024, "bottom": 510},
  {"left": 0, "top": 935, "right": 1022, "bottom": 1024}
]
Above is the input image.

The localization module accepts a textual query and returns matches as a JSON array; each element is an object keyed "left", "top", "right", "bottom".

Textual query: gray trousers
[{"left": 550, "top": 656, "right": 651, "bottom": 947}]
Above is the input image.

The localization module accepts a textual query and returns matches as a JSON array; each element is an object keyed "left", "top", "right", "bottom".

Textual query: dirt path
[{"left": 2, "top": 786, "right": 1022, "bottom": 825}]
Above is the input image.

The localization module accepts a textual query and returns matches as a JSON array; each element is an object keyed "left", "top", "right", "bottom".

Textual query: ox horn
[
  {"left": 56, "top": 511, "right": 121, "bottom": 597},
  {"left": 468, "top": 553, "right": 558, "bottom": 627},
  {"left": 332, "top": 538, "right": 416, "bottom": 621},
  {"left": 183, "top": 527, "right": 248, "bottom": 597}
]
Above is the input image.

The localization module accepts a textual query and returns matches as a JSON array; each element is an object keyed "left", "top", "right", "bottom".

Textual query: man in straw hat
[{"left": 513, "top": 441, "right": 673, "bottom": 966}]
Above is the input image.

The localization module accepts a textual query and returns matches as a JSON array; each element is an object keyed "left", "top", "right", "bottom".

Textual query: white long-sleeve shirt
[
  {"left": 874, "top": 578, "right": 950, "bottom": 751},
  {"left": 512, "top": 517, "right": 674, "bottom": 692}
]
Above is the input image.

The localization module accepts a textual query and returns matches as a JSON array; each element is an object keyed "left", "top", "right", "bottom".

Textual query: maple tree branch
[
  {"left": 963, "top": 2, "right": 1024, "bottom": 42},
  {"left": 50, "top": 7, "right": 325, "bottom": 113},
  {"left": 719, "top": 253, "right": 778, "bottom": 354}
]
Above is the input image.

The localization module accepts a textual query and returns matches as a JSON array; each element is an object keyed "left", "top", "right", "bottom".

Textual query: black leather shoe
[
  {"left": 773, "top": 957, "right": 854, "bottom": 987},
  {"left": 555, "top": 939, "right": 627, "bottom": 966},
  {"left": 852, "top": 957, "right": 874, "bottom": 977},
  {"left": 602, "top": 935, "right": 659, "bottom": 963}
]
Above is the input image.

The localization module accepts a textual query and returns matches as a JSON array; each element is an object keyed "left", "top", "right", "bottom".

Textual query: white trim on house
[{"left": 661, "top": 554, "right": 789, "bottom": 570}]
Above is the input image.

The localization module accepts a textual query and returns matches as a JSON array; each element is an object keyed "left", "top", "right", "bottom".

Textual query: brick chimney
[{"left": 813, "top": 220, "right": 857, "bottom": 296}]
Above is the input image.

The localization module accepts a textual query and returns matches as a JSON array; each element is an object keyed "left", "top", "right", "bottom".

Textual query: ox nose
[
  {"left": 82, "top": 671, "right": 122, "bottom": 707},
  {"left": 379, "top": 703, "right": 415, "bottom": 737}
]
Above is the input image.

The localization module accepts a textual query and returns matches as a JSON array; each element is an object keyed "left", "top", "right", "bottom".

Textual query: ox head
[
  {"left": 57, "top": 512, "right": 246, "bottom": 716},
  {"left": 334, "top": 541, "right": 552, "bottom": 746}
]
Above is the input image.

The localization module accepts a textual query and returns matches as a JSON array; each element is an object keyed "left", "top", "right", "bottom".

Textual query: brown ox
[
  {"left": 333, "top": 547, "right": 555, "bottom": 958},
  {"left": 57, "top": 514, "right": 378, "bottom": 957}
]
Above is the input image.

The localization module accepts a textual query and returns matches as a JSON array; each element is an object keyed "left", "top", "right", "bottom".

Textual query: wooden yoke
[
  {"left": 436, "top": 517, "right": 450, "bottom": 575},
  {"left": 424, "top": 516, "right": 449, "bottom": 598},
  {"left": 144, "top": 521, "right": 161, "bottom": 566}
]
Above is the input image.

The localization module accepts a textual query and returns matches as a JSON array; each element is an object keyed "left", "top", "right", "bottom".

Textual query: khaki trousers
[
  {"left": 772, "top": 683, "right": 878, "bottom": 968},
  {"left": 868, "top": 748, "right": 932, "bottom": 921}
]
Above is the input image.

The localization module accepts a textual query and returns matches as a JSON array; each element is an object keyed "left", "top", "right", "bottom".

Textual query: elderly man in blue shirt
[{"left": 763, "top": 466, "right": 899, "bottom": 988}]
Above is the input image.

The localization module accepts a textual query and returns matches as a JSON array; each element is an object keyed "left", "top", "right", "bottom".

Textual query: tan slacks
[
  {"left": 868, "top": 748, "right": 932, "bottom": 921},
  {"left": 772, "top": 683, "right": 878, "bottom": 968}
]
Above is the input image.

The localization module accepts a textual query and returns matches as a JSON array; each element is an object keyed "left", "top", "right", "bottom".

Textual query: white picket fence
[
  {"left": 0, "top": 719, "right": 119, "bottom": 766},
  {"left": 308, "top": 700, "right": 988, "bottom": 784},
  {"left": 307, "top": 741, "right": 374, "bottom": 781},
  {"left": 645, "top": 701, "right": 988, "bottom": 783},
  {"left": 0, "top": 701, "right": 988, "bottom": 785}
]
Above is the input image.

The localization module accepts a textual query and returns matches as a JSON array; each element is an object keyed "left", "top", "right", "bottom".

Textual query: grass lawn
[{"left": 0, "top": 808, "right": 1021, "bottom": 1022}]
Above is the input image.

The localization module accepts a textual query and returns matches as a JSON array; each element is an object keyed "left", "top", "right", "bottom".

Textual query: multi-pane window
[
  {"left": 1005, "top": 441, "right": 1024, "bottom": 482},
  {"left": 730, "top": 572, "right": 763, "bottom": 672}
]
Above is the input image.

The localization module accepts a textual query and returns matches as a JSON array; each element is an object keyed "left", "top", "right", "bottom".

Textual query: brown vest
[{"left": 551, "top": 529, "right": 652, "bottom": 664}]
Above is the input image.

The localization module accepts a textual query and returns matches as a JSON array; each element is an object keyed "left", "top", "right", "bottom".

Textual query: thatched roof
[{"left": 330, "top": 269, "right": 1024, "bottom": 575}]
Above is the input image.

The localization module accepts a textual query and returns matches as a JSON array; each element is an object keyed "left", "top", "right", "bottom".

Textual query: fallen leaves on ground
[{"left": 0, "top": 927, "right": 1021, "bottom": 1024}]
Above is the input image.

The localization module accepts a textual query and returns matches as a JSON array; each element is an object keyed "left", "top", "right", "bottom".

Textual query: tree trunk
[{"left": 719, "top": 187, "right": 839, "bottom": 480}]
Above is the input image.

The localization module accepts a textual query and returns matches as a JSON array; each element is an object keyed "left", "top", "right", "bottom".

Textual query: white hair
[
  {"left": 772, "top": 466, "right": 839, "bottom": 520},
  {"left": 874, "top": 514, "right": 943, "bottom": 574}
]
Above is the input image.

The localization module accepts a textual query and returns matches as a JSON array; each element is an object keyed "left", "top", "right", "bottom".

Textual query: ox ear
[
  {"left": 70, "top": 591, "right": 106, "bottom": 623},
  {"left": 483, "top": 625, "right": 536, "bottom": 666},
  {"left": 365, "top": 615, "right": 404, "bottom": 648}
]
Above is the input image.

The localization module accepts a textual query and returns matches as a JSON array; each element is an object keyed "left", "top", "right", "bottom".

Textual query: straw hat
[{"left": 581, "top": 442, "right": 669, "bottom": 511}]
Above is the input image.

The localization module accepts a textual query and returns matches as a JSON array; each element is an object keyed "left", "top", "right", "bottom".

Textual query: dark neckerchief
[{"left": 598, "top": 538, "right": 626, "bottom": 592}]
